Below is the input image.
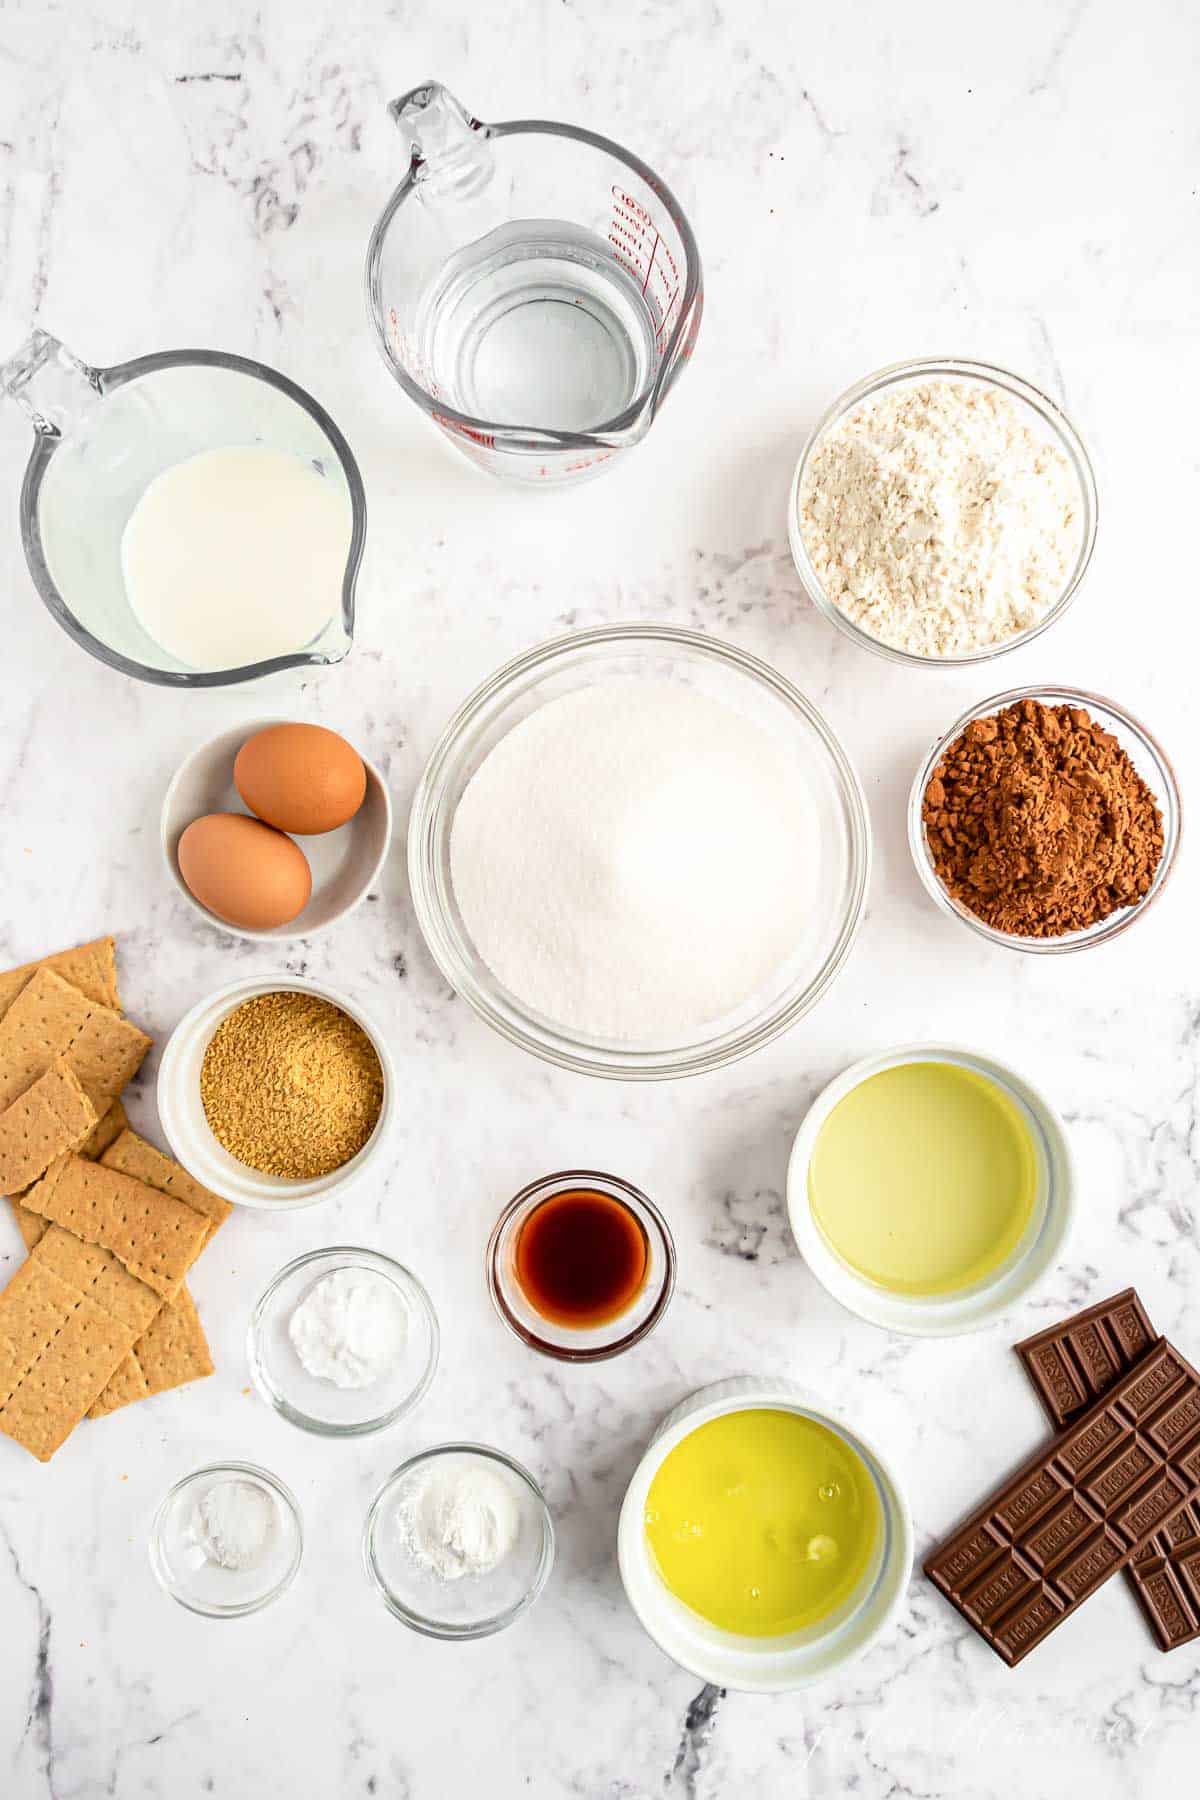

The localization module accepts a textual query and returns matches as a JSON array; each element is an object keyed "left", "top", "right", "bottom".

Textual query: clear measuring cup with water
[
  {"left": 366, "top": 83, "right": 703, "bottom": 486},
  {"left": 2, "top": 331, "right": 365, "bottom": 687}
]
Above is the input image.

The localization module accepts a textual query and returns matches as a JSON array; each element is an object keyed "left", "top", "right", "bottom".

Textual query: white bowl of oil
[
  {"left": 617, "top": 1378, "right": 912, "bottom": 1693},
  {"left": 787, "top": 1044, "right": 1075, "bottom": 1336}
]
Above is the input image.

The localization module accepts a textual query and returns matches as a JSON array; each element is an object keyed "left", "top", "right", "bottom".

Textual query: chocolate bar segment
[
  {"left": 1016, "top": 1290, "right": 1200, "bottom": 1652},
  {"left": 1015, "top": 1288, "right": 1155, "bottom": 1427},
  {"left": 925, "top": 1339, "right": 1200, "bottom": 1665}
]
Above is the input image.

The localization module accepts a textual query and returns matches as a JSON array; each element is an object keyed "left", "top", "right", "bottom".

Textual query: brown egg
[
  {"left": 234, "top": 722, "right": 367, "bottom": 836},
  {"left": 178, "top": 813, "right": 312, "bottom": 930}
]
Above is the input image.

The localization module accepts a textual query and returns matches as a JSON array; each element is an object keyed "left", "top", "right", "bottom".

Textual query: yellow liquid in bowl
[
  {"left": 644, "top": 1408, "right": 882, "bottom": 1637},
  {"left": 807, "top": 1060, "right": 1038, "bottom": 1297}
]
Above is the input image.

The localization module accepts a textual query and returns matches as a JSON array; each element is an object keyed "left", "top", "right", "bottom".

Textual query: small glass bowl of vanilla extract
[{"left": 487, "top": 1171, "right": 676, "bottom": 1361}]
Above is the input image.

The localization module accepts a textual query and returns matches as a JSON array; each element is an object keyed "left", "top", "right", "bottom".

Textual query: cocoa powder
[{"left": 922, "top": 698, "right": 1164, "bottom": 937}]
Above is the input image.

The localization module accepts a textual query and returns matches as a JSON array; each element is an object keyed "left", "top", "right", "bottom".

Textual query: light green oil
[{"left": 808, "top": 1061, "right": 1039, "bottom": 1297}]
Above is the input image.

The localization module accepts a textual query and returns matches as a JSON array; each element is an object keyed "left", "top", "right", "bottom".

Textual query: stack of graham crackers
[{"left": 0, "top": 938, "right": 230, "bottom": 1461}]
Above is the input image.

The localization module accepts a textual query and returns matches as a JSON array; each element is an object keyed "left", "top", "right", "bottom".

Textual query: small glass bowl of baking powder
[
  {"left": 908, "top": 684, "right": 1183, "bottom": 952},
  {"left": 788, "top": 356, "right": 1099, "bottom": 668},
  {"left": 363, "top": 1444, "right": 555, "bottom": 1639},
  {"left": 248, "top": 1247, "right": 440, "bottom": 1436},
  {"left": 149, "top": 1462, "right": 303, "bottom": 1617}
]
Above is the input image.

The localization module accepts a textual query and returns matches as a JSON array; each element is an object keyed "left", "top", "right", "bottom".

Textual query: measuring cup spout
[
  {"left": 388, "top": 81, "right": 495, "bottom": 199},
  {"left": 1, "top": 329, "right": 103, "bottom": 439}
]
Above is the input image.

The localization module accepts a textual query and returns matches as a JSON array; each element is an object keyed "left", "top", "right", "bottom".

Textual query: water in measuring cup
[{"left": 413, "top": 222, "right": 662, "bottom": 434}]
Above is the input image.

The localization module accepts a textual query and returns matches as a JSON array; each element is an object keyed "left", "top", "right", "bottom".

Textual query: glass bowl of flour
[
  {"left": 788, "top": 357, "right": 1098, "bottom": 667},
  {"left": 408, "top": 624, "right": 871, "bottom": 1078}
]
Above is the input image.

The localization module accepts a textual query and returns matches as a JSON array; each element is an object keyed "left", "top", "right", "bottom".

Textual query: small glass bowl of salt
[
  {"left": 149, "top": 1462, "right": 303, "bottom": 1617},
  {"left": 363, "top": 1444, "right": 555, "bottom": 1639},
  {"left": 248, "top": 1247, "right": 440, "bottom": 1437}
]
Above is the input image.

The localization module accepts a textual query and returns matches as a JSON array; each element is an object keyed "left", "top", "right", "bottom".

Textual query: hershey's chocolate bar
[
  {"left": 1016, "top": 1290, "right": 1200, "bottom": 1652},
  {"left": 925, "top": 1339, "right": 1200, "bottom": 1665}
]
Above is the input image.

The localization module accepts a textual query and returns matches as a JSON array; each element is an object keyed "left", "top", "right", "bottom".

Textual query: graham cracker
[
  {"left": 0, "top": 938, "right": 120, "bottom": 1022},
  {"left": 0, "top": 967, "right": 150, "bottom": 1115},
  {"left": 0, "top": 1255, "right": 137, "bottom": 1461},
  {"left": 20, "top": 1154, "right": 209, "bottom": 1300},
  {"left": 34, "top": 1224, "right": 161, "bottom": 1337},
  {"left": 90, "top": 1132, "right": 227, "bottom": 1416},
  {"left": 78, "top": 1099, "right": 128, "bottom": 1162},
  {"left": 100, "top": 1129, "right": 232, "bottom": 1240},
  {"left": 0, "top": 1060, "right": 97, "bottom": 1195},
  {"left": 6, "top": 1098, "right": 129, "bottom": 1251},
  {"left": 88, "top": 1285, "right": 213, "bottom": 1418}
]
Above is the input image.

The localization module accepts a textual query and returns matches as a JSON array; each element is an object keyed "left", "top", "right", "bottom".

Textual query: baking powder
[{"left": 288, "top": 1267, "right": 408, "bottom": 1389}]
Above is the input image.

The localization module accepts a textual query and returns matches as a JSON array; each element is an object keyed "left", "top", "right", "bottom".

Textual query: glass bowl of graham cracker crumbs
[
  {"left": 908, "top": 684, "right": 1182, "bottom": 953},
  {"left": 157, "top": 976, "right": 396, "bottom": 1206}
]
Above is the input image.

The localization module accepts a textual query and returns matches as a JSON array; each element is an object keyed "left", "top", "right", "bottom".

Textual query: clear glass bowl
[
  {"left": 787, "top": 356, "right": 1099, "bottom": 668},
  {"left": 247, "top": 1247, "right": 439, "bottom": 1436},
  {"left": 407, "top": 624, "right": 871, "bottom": 1078},
  {"left": 487, "top": 1170, "right": 676, "bottom": 1361},
  {"left": 908, "top": 684, "right": 1182, "bottom": 952},
  {"left": 149, "top": 1462, "right": 303, "bottom": 1618},
  {"left": 363, "top": 1444, "right": 555, "bottom": 1639}
]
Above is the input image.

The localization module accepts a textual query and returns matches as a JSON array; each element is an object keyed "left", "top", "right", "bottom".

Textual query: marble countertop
[{"left": 1, "top": 2, "right": 1197, "bottom": 1795}]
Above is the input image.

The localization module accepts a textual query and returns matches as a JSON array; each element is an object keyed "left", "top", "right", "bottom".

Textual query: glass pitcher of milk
[{"left": 1, "top": 331, "right": 365, "bottom": 686}]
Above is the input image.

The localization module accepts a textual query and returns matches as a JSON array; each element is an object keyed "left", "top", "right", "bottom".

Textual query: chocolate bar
[
  {"left": 1015, "top": 1289, "right": 1156, "bottom": 1426},
  {"left": 925, "top": 1339, "right": 1200, "bottom": 1665},
  {"left": 1016, "top": 1291, "right": 1200, "bottom": 1652}
]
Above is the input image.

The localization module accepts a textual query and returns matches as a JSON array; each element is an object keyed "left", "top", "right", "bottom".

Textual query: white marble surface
[{"left": 1, "top": 2, "right": 1197, "bottom": 1795}]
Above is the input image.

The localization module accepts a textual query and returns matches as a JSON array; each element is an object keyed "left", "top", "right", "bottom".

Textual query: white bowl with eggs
[
  {"left": 156, "top": 974, "right": 397, "bottom": 1208},
  {"left": 617, "top": 1378, "right": 913, "bottom": 1692},
  {"left": 160, "top": 718, "right": 392, "bottom": 942}
]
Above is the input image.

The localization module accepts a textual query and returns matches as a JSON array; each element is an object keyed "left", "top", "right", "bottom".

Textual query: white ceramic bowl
[
  {"left": 787, "top": 1044, "right": 1074, "bottom": 1336},
  {"left": 161, "top": 717, "right": 392, "bottom": 942},
  {"left": 617, "top": 1378, "right": 912, "bottom": 1692},
  {"left": 157, "top": 975, "right": 396, "bottom": 1208}
]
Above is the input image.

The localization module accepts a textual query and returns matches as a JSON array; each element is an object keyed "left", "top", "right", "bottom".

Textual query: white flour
[
  {"left": 449, "top": 680, "right": 814, "bottom": 1042},
  {"left": 288, "top": 1267, "right": 408, "bottom": 1389},
  {"left": 396, "top": 1461, "right": 521, "bottom": 1581},
  {"left": 798, "top": 378, "right": 1083, "bottom": 657}
]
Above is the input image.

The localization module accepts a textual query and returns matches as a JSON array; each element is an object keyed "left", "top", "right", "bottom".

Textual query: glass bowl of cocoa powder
[{"left": 909, "top": 685, "right": 1182, "bottom": 952}]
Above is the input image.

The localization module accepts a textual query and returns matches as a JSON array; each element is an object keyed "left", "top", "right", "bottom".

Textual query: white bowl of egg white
[
  {"left": 617, "top": 1378, "right": 913, "bottom": 1692},
  {"left": 247, "top": 1248, "right": 439, "bottom": 1436},
  {"left": 160, "top": 718, "right": 392, "bottom": 943},
  {"left": 157, "top": 975, "right": 396, "bottom": 1210},
  {"left": 787, "top": 1044, "right": 1075, "bottom": 1336}
]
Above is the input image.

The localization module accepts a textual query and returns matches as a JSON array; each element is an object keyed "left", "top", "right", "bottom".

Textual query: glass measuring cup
[
  {"left": 365, "top": 82, "right": 703, "bottom": 486},
  {"left": 1, "top": 331, "right": 365, "bottom": 687}
]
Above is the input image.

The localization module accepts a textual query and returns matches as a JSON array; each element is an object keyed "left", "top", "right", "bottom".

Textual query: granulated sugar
[{"left": 449, "top": 680, "right": 814, "bottom": 1042}]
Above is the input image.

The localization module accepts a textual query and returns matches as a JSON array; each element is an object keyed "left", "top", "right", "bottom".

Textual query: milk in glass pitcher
[{"left": 2, "top": 331, "right": 365, "bottom": 687}]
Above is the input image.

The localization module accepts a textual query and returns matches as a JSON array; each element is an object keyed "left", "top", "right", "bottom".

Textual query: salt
[{"left": 449, "top": 679, "right": 815, "bottom": 1041}]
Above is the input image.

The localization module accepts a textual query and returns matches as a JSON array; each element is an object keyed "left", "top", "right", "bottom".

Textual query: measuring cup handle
[
  {"left": 0, "top": 330, "right": 103, "bottom": 439},
  {"left": 388, "top": 81, "right": 495, "bottom": 198}
]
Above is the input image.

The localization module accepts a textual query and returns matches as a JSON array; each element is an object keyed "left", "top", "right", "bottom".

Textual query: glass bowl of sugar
[{"left": 407, "top": 623, "right": 871, "bottom": 1079}]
